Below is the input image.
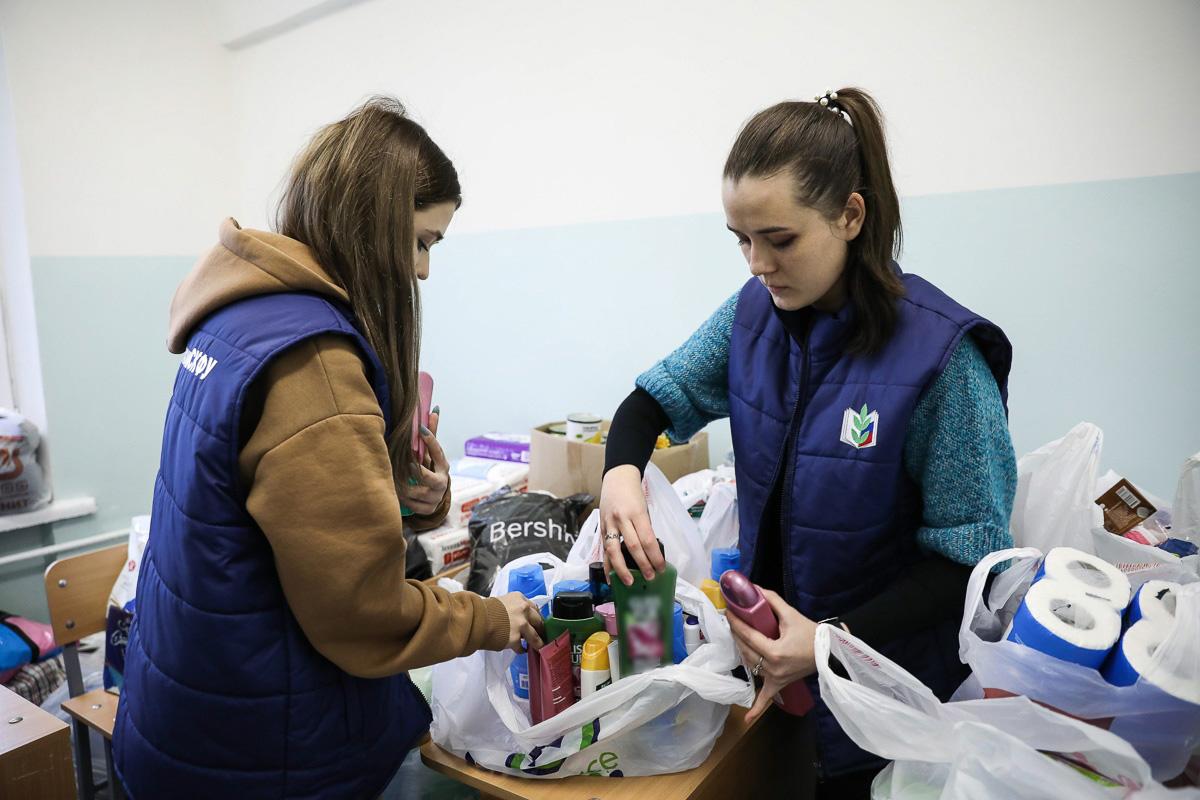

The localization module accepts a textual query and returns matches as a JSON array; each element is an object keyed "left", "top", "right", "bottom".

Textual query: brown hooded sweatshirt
[{"left": 166, "top": 218, "right": 508, "bottom": 677}]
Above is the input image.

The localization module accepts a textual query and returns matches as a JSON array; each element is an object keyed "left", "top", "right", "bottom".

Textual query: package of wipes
[{"left": 0, "top": 409, "right": 51, "bottom": 514}]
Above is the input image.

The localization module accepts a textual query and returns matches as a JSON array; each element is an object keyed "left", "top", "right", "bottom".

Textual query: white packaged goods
[
  {"left": 447, "top": 476, "right": 498, "bottom": 528},
  {"left": 418, "top": 526, "right": 472, "bottom": 573},
  {"left": 451, "top": 457, "right": 530, "bottom": 492},
  {"left": 0, "top": 409, "right": 51, "bottom": 514}
]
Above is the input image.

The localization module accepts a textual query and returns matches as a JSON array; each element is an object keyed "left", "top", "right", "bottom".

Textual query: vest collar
[{"left": 771, "top": 299, "right": 855, "bottom": 361}]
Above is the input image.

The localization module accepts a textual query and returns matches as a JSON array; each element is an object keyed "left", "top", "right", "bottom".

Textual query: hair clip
[{"left": 815, "top": 89, "right": 850, "bottom": 124}]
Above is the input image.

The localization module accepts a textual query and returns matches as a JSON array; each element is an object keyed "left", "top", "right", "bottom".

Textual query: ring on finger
[
  {"left": 603, "top": 532, "right": 621, "bottom": 542},
  {"left": 751, "top": 656, "right": 764, "bottom": 677}
]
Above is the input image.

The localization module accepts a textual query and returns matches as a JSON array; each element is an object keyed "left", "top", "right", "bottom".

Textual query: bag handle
[{"left": 958, "top": 547, "right": 1043, "bottom": 659}]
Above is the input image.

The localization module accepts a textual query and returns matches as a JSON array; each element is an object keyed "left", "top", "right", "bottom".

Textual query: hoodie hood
[{"left": 168, "top": 218, "right": 349, "bottom": 353}]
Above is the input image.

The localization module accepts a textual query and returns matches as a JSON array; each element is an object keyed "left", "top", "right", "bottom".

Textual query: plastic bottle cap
[
  {"left": 685, "top": 614, "right": 699, "bottom": 626},
  {"left": 710, "top": 548, "right": 740, "bottom": 582},
  {"left": 596, "top": 602, "right": 618, "bottom": 636},
  {"left": 552, "top": 591, "right": 595, "bottom": 620},
  {"left": 553, "top": 580, "right": 591, "bottom": 597},
  {"left": 589, "top": 562, "right": 607, "bottom": 585},
  {"left": 619, "top": 538, "right": 666, "bottom": 571},
  {"left": 581, "top": 632, "right": 612, "bottom": 670},
  {"left": 701, "top": 579, "right": 726, "bottom": 610},
  {"left": 508, "top": 564, "right": 547, "bottom": 599}
]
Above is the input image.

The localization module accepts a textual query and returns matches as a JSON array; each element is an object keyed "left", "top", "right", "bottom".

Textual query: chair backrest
[{"left": 43, "top": 544, "right": 126, "bottom": 648}]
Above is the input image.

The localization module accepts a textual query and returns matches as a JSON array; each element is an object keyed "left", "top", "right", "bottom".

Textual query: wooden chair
[{"left": 44, "top": 543, "right": 127, "bottom": 800}]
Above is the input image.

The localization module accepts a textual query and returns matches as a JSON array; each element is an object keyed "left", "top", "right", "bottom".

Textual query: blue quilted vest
[
  {"left": 113, "top": 292, "right": 431, "bottom": 799},
  {"left": 728, "top": 269, "right": 1011, "bottom": 777}
]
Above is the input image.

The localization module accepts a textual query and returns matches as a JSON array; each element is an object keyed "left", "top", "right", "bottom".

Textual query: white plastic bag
[
  {"left": 959, "top": 548, "right": 1200, "bottom": 780},
  {"left": 1174, "top": 452, "right": 1200, "bottom": 544},
  {"left": 697, "top": 481, "right": 738, "bottom": 555},
  {"left": 1090, "top": 528, "right": 1199, "bottom": 587},
  {"left": 0, "top": 408, "right": 51, "bottom": 514},
  {"left": 1010, "top": 422, "right": 1104, "bottom": 553},
  {"left": 567, "top": 463, "right": 708, "bottom": 587},
  {"left": 813, "top": 624, "right": 1197, "bottom": 799},
  {"left": 673, "top": 468, "right": 718, "bottom": 510},
  {"left": 430, "top": 551, "right": 753, "bottom": 778},
  {"left": 104, "top": 515, "right": 150, "bottom": 689}
]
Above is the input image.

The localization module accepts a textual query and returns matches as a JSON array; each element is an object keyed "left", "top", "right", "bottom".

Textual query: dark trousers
[{"left": 753, "top": 706, "right": 880, "bottom": 799}]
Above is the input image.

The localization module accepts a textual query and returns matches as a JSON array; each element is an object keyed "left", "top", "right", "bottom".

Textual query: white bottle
[
  {"left": 580, "top": 632, "right": 612, "bottom": 698},
  {"left": 684, "top": 614, "right": 702, "bottom": 656}
]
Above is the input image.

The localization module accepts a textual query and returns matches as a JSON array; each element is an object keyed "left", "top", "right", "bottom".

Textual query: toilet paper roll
[
  {"left": 1007, "top": 578, "right": 1122, "bottom": 668},
  {"left": 1102, "top": 618, "right": 1199, "bottom": 704},
  {"left": 1035, "top": 547, "right": 1131, "bottom": 612},
  {"left": 1125, "top": 580, "right": 1179, "bottom": 628}
]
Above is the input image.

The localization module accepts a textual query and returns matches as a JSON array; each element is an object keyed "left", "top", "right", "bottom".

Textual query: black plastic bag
[
  {"left": 466, "top": 489, "right": 593, "bottom": 595},
  {"left": 403, "top": 526, "right": 433, "bottom": 581}
]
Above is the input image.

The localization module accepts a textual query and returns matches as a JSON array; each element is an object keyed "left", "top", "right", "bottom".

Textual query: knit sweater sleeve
[
  {"left": 903, "top": 335, "right": 1017, "bottom": 565},
  {"left": 635, "top": 293, "right": 737, "bottom": 442}
]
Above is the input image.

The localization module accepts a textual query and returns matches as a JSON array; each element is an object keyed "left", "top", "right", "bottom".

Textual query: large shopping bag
[
  {"left": 814, "top": 623, "right": 1197, "bottom": 799},
  {"left": 958, "top": 548, "right": 1200, "bottom": 781},
  {"left": 430, "top": 552, "right": 753, "bottom": 778}
]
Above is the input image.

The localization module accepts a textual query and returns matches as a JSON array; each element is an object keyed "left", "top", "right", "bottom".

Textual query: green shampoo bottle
[
  {"left": 611, "top": 539, "right": 677, "bottom": 677},
  {"left": 543, "top": 590, "right": 604, "bottom": 699}
]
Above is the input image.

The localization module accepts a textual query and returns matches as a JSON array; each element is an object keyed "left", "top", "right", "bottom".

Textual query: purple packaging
[{"left": 464, "top": 433, "right": 531, "bottom": 464}]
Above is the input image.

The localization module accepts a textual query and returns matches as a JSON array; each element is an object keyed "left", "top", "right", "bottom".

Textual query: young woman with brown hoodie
[{"left": 113, "top": 97, "right": 545, "bottom": 799}]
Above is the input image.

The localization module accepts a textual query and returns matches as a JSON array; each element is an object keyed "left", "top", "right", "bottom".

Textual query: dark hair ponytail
[{"left": 724, "top": 87, "right": 904, "bottom": 355}]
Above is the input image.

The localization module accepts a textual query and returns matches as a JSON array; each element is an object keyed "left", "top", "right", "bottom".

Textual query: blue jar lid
[
  {"left": 553, "top": 579, "right": 591, "bottom": 597},
  {"left": 508, "top": 564, "right": 547, "bottom": 599},
  {"left": 711, "top": 548, "right": 741, "bottom": 581}
]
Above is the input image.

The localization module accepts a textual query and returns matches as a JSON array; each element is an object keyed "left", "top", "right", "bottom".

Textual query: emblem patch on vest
[{"left": 840, "top": 404, "right": 878, "bottom": 450}]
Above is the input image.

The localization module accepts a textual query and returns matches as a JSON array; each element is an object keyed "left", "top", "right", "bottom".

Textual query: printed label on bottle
[{"left": 627, "top": 595, "right": 665, "bottom": 670}]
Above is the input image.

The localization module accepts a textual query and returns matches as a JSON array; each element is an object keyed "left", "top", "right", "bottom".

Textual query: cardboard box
[{"left": 528, "top": 420, "right": 709, "bottom": 504}]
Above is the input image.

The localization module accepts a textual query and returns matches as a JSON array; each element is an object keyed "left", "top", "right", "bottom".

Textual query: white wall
[
  {"left": 5, "top": 0, "right": 1199, "bottom": 252},
  {"left": 226, "top": 0, "right": 1200, "bottom": 235},
  {"left": 0, "top": 0, "right": 236, "bottom": 257},
  {"left": 0, "top": 0, "right": 1196, "bottom": 509},
  {"left": 0, "top": 36, "right": 44, "bottom": 429}
]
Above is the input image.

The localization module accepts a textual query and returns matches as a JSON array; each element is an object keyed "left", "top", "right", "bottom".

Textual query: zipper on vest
[
  {"left": 777, "top": 321, "right": 812, "bottom": 606},
  {"left": 749, "top": 318, "right": 812, "bottom": 605}
]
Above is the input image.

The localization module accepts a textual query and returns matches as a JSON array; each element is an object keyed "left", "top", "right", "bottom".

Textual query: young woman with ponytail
[{"left": 599, "top": 88, "right": 1017, "bottom": 796}]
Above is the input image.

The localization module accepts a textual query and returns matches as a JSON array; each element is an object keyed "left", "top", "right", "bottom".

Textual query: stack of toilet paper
[
  {"left": 1007, "top": 548, "right": 1196, "bottom": 705},
  {"left": 1103, "top": 580, "right": 1197, "bottom": 703},
  {"left": 1007, "top": 548, "right": 1129, "bottom": 668}
]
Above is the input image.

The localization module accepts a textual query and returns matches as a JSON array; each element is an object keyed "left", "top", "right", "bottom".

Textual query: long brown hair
[
  {"left": 724, "top": 88, "right": 903, "bottom": 355},
  {"left": 276, "top": 96, "right": 461, "bottom": 491}
]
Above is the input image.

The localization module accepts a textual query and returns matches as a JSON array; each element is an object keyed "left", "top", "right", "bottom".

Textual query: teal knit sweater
[{"left": 637, "top": 293, "right": 1016, "bottom": 566}]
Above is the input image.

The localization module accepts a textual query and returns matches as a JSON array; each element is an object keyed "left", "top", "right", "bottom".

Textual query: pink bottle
[
  {"left": 411, "top": 372, "right": 434, "bottom": 464},
  {"left": 720, "top": 570, "right": 814, "bottom": 716}
]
